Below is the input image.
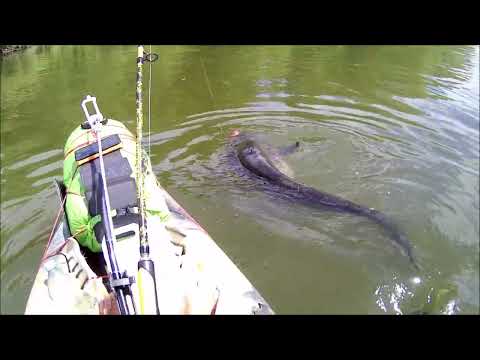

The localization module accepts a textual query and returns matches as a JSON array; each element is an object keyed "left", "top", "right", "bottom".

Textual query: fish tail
[
  {"left": 275, "top": 179, "right": 420, "bottom": 270},
  {"left": 362, "top": 208, "right": 418, "bottom": 269}
]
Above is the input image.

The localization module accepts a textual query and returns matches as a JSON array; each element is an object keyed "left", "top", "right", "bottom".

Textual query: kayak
[
  {"left": 25, "top": 118, "right": 275, "bottom": 315},
  {"left": 26, "top": 179, "right": 275, "bottom": 315}
]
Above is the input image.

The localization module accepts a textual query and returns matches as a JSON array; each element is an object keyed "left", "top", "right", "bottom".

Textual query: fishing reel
[{"left": 142, "top": 52, "right": 159, "bottom": 62}]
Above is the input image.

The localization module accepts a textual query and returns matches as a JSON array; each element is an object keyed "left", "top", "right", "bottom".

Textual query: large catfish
[{"left": 228, "top": 129, "right": 418, "bottom": 269}]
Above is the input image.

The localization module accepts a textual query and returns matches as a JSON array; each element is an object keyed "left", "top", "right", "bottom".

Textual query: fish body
[{"left": 229, "top": 130, "right": 418, "bottom": 269}]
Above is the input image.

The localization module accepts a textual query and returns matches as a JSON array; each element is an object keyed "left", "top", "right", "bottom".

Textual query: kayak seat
[{"left": 77, "top": 140, "right": 140, "bottom": 242}]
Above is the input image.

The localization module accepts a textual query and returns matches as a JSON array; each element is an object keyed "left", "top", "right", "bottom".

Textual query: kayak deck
[{"left": 25, "top": 180, "right": 274, "bottom": 315}]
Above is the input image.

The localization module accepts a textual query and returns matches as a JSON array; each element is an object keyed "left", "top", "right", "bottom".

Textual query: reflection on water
[{"left": 1, "top": 45, "right": 479, "bottom": 314}]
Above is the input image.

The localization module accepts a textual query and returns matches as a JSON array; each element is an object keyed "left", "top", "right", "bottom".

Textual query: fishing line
[
  {"left": 148, "top": 44, "right": 152, "bottom": 159},
  {"left": 200, "top": 56, "right": 215, "bottom": 106},
  {"left": 200, "top": 54, "right": 223, "bottom": 136}
]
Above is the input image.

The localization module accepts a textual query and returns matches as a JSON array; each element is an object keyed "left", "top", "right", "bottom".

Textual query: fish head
[
  {"left": 228, "top": 128, "right": 252, "bottom": 146},
  {"left": 237, "top": 140, "right": 262, "bottom": 162}
]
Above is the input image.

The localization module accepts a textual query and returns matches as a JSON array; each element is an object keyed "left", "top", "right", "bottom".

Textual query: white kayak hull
[{"left": 25, "top": 181, "right": 274, "bottom": 315}]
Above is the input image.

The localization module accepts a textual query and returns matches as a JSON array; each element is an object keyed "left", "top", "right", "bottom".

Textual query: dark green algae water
[{"left": 1, "top": 45, "right": 478, "bottom": 314}]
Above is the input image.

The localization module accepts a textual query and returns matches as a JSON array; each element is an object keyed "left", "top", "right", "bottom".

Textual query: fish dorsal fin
[{"left": 277, "top": 141, "right": 300, "bottom": 157}]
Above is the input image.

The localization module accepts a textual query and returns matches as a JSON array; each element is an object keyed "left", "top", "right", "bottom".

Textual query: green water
[{"left": 1, "top": 45, "right": 479, "bottom": 314}]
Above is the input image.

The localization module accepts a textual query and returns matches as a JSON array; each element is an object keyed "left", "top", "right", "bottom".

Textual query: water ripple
[{"left": 1, "top": 45, "right": 478, "bottom": 314}]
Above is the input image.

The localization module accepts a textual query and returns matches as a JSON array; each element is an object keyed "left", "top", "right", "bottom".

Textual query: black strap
[
  {"left": 75, "top": 134, "right": 121, "bottom": 162},
  {"left": 81, "top": 118, "right": 108, "bottom": 129},
  {"left": 53, "top": 179, "right": 72, "bottom": 237}
]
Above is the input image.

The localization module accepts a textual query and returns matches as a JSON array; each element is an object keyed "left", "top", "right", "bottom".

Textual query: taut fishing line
[{"left": 148, "top": 44, "right": 152, "bottom": 159}]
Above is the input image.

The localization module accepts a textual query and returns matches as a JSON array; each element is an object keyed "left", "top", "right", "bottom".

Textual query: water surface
[{"left": 1, "top": 45, "right": 479, "bottom": 314}]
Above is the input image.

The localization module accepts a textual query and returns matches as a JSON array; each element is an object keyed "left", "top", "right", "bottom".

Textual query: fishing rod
[
  {"left": 81, "top": 95, "right": 136, "bottom": 315},
  {"left": 135, "top": 45, "right": 160, "bottom": 314}
]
